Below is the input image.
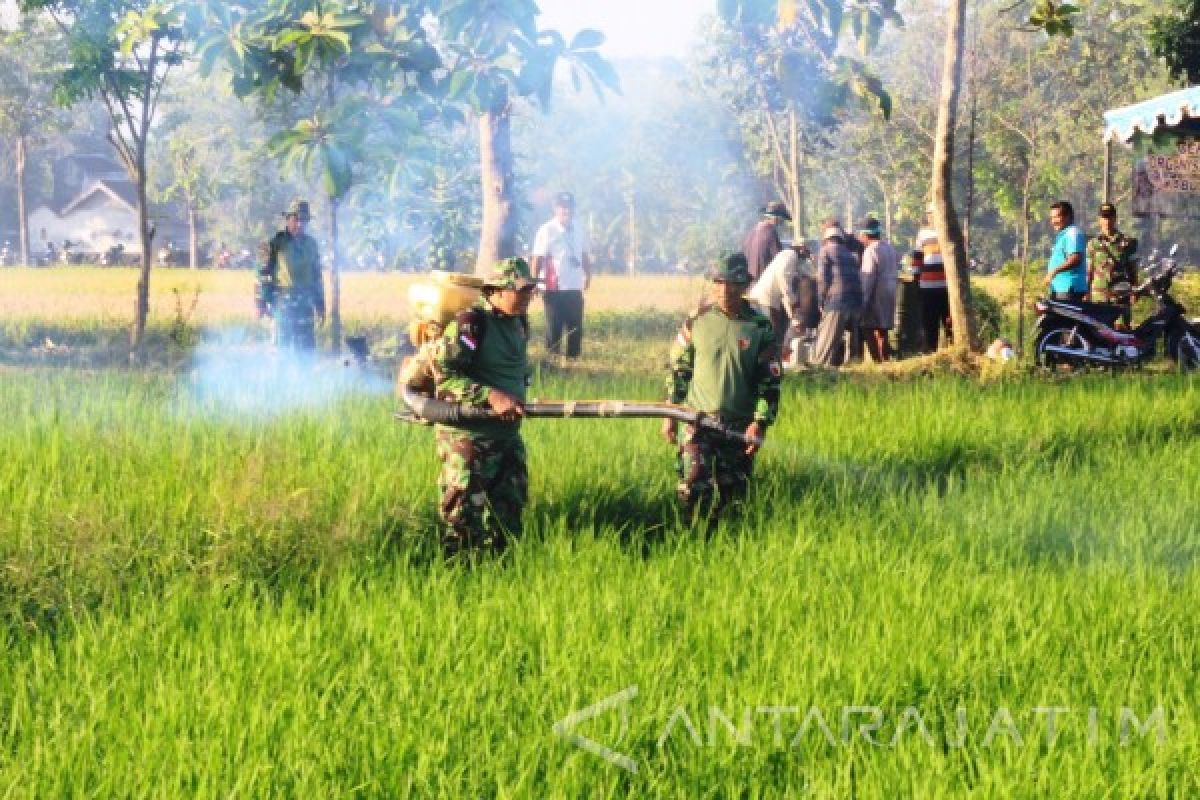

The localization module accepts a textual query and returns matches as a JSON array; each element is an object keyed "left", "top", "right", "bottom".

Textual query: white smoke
[{"left": 180, "top": 328, "right": 392, "bottom": 421}]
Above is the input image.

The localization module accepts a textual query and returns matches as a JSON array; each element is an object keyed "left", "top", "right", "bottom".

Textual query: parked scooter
[{"left": 1034, "top": 245, "right": 1200, "bottom": 371}]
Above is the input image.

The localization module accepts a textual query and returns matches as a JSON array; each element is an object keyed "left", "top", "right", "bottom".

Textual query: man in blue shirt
[{"left": 1044, "top": 201, "right": 1088, "bottom": 301}]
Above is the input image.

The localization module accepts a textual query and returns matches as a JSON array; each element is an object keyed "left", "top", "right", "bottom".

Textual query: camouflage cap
[
  {"left": 284, "top": 199, "right": 312, "bottom": 220},
  {"left": 707, "top": 252, "right": 751, "bottom": 284},
  {"left": 481, "top": 257, "right": 536, "bottom": 290}
]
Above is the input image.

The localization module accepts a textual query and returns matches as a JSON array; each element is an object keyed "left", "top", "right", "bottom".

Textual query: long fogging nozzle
[{"left": 396, "top": 386, "right": 763, "bottom": 446}]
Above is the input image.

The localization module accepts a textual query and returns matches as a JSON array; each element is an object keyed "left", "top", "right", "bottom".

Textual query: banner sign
[{"left": 1134, "top": 138, "right": 1200, "bottom": 218}]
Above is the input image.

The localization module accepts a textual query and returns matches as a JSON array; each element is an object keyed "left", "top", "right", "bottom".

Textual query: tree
[
  {"left": 1149, "top": 0, "right": 1200, "bottom": 82},
  {"left": 930, "top": 0, "right": 976, "bottom": 353},
  {"left": 515, "top": 59, "right": 754, "bottom": 275},
  {"left": 0, "top": 17, "right": 67, "bottom": 266},
  {"left": 199, "top": 0, "right": 440, "bottom": 350},
  {"left": 431, "top": 0, "right": 619, "bottom": 274},
  {"left": 20, "top": 0, "right": 198, "bottom": 355},
  {"left": 150, "top": 68, "right": 292, "bottom": 269},
  {"left": 702, "top": 0, "right": 899, "bottom": 236}
]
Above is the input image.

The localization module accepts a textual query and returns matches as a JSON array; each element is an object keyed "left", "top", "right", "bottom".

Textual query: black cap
[
  {"left": 1098, "top": 202, "right": 1117, "bottom": 218},
  {"left": 761, "top": 201, "right": 792, "bottom": 221},
  {"left": 554, "top": 191, "right": 575, "bottom": 209}
]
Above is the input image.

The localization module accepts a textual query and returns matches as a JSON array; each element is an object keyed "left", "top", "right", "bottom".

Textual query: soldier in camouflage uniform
[
  {"left": 1086, "top": 202, "right": 1138, "bottom": 327},
  {"left": 256, "top": 200, "right": 326, "bottom": 351},
  {"left": 663, "top": 252, "right": 782, "bottom": 515},
  {"left": 429, "top": 258, "right": 536, "bottom": 556}
]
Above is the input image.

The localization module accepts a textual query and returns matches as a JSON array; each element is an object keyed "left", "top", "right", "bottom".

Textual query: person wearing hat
[
  {"left": 809, "top": 221, "right": 863, "bottom": 367},
  {"left": 1086, "top": 202, "right": 1138, "bottom": 327},
  {"left": 745, "top": 240, "right": 814, "bottom": 356},
  {"left": 663, "top": 252, "right": 781, "bottom": 516},
  {"left": 428, "top": 257, "right": 537, "bottom": 556},
  {"left": 532, "top": 191, "right": 591, "bottom": 358},
  {"left": 856, "top": 216, "right": 900, "bottom": 362},
  {"left": 256, "top": 199, "right": 326, "bottom": 351},
  {"left": 742, "top": 201, "right": 792, "bottom": 282},
  {"left": 914, "top": 204, "right": 951, "bottom": 352}
]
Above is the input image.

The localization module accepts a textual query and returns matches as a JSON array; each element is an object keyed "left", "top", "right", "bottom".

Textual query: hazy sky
[{"left": 536, "top": 0, "right": 708, "bottom": 60}]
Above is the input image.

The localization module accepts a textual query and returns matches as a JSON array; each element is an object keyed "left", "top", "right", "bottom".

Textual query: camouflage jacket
[
  {"left": 257, "top": 231, "right": 326, "bottom": 313},
  {"left": 667, "top": 302, "right": 781, "bottom": 427},
  {"left": 1086, "top": 230, "right": 1137, "bottom": 295},
  {"left": 431, "top": 301, "right": 530, "bottom": 437}
]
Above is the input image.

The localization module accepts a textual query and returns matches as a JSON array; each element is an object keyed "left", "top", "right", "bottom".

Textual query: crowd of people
[
  {"left": 736, "top": 201, "right": 941, "bottom": 369},
  {"left": 253, "top": 191, "right": 1144, "bottom": 559},
  {"left": 739, "top": 198, "right": 1141, "bottom": 370}
]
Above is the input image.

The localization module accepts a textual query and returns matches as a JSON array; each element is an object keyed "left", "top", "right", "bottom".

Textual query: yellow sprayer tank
[{"left": 408, "top": 270, "right": 484, "bottom": 326}]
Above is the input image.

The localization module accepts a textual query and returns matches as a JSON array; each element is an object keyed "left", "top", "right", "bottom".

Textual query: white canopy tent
[{"left": 1101, "top": 87, "right": 1200, "bottom": 210}]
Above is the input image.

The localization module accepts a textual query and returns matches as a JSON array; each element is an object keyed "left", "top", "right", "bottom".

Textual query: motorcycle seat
[{"left": 1048, "top": 299, "right": 1124, "bottom": 327}]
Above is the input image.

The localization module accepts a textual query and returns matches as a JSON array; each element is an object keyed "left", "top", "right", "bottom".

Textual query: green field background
[{"left": 2, "top": 359, "right": 1198, "bottom": 797}]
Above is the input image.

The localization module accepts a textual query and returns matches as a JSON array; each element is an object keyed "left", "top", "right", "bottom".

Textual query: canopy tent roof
[{"left": 1104, "top": 87, "right": 1200, "bottom": 143}]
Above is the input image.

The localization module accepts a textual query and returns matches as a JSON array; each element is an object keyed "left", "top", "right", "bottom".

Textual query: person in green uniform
[
  {"left": 662, "top": 252, "right": 782, "bottom": 515},
  {"left": 429, "top": 257, "right": 536, "bottom": 556},
  {"left": 1086, "top": 202, "right": 1138, "bottom": 328},
  {"left": 256, "top": 199, "right": 326, "bottom": 351}
]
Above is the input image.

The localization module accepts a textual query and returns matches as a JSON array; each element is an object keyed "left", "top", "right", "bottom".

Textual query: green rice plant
[{"left": 0, "top": 344, "right": 1198, "bottom": 796}]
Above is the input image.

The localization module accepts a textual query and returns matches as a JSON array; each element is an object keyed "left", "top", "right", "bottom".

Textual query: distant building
[{"left": 27, "top": 151, "right": 190, "bottom": 259}]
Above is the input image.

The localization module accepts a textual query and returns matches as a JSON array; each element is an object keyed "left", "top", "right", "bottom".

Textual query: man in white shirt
[
  {"left": 746, "top": 242, "right": 813, "bottom": 350},
  {"left": 531, "top": 192, "right": 592, "bottom": 358}
]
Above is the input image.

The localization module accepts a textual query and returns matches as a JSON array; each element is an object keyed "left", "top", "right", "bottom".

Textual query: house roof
[{"left": 59, "top": 179, "right": 138, "bottom": 217}]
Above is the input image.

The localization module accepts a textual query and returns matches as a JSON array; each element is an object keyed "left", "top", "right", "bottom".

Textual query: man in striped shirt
[{"left": 914, "top": 206, "right": 952, "bottom": 352}]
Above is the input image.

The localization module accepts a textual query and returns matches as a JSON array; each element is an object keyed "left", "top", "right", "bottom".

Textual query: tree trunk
[
  {"left": 931, "top": 0, "right": 978, "bottom": 353},
  {"left": 963, "top": 74, "right": 978, "bottom": 256},
  {"left": 1017, "top": 158, "right": 1034, "bottom": 353},
  {"left": 788, "top": 106, "right": 803, "bottom": 239},
  {"left": 16, "top": 136, "right": 29, "bottom": 266},
  {"left": 329, "top": 193, "right": 342, "bottom": 354},
  {"left": 475, "top": 98, "right": 517, "bottom": 274},
  {"left": 188, "top": 202, "right": 198, "bottom": 269},
  {"left": 628, "top": 191, "right": 638, "bottom": 276},
  {"left": 132, "top": 161, "right": 154, "bottom": 358}
]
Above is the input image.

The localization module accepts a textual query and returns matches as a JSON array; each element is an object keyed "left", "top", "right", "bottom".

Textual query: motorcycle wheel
[
  {"left": 1173, "top": 330, "right": 1200, "bottom": 372},
  {"left": 1035, "top": 326, "right": 1092, "bottom": 371}
]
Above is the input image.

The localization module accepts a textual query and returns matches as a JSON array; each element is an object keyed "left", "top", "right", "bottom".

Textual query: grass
[
  {"left": 0, "top": 269, "right": 1197, "bottom": 795},
  {"left": 1, "top": 350, "right": 1198, "bottom": 796}
]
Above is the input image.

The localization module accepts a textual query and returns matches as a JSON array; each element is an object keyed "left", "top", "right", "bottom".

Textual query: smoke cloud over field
[{"left": 181, "top": 329, "right": 392, "bottom": 422}]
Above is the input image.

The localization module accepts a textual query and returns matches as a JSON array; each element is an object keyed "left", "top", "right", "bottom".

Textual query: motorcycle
[{"left": 1034, "top": 245, "right": 1200, "bottom": 372}]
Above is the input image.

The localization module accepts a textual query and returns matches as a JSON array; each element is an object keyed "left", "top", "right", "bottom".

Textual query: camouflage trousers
[
  {"left": 272, "top": 291, "right": 318, "bottom": 352},
  {"left": 436, "top": 428, "right": 528, "bottom": 555},
  {"left": 676, "top": 423, "right": 756, "bottom": 515}
]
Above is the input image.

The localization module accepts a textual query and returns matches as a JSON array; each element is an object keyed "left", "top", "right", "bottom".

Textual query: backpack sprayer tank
[{"left": 397, "top": 271, "right": 483, "bottom": 398}]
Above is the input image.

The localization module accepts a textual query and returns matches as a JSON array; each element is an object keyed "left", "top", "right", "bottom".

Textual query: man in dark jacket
[
  {"left": 742, "top": 201, "right": 790, "bottom": 282},
  {"left": 256, "top": 199, "right": 326, "bottom": 352},
  {"left": 809, "top": 221, "right": 863, "bottom": 367}
]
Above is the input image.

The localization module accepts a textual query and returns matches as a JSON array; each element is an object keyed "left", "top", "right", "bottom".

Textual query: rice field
[{"left": 0, "top": 270, "right": 1197, "bottom": 796}]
